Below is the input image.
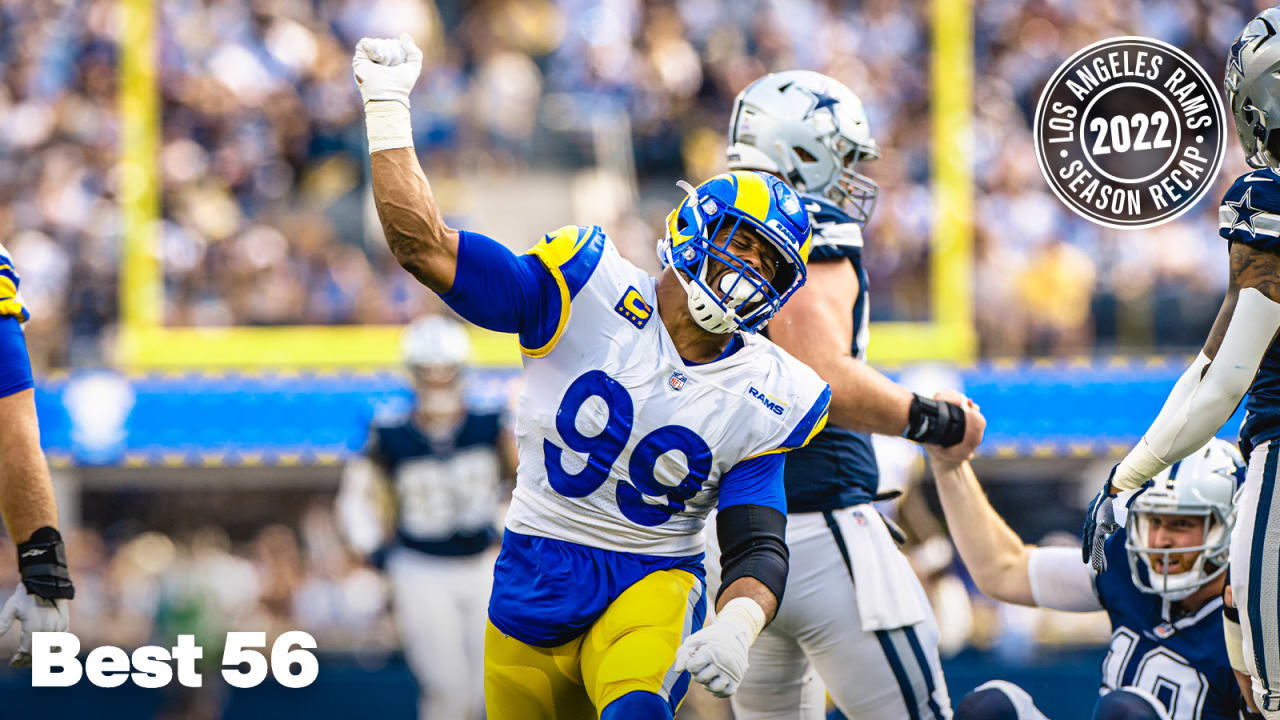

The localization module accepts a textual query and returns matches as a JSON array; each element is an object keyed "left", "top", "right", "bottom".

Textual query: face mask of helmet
[
  {"left": 831, "top": 135, "right": 879, "bottom": 225},
  {"left": 663, "top": 181, "right": 796, "bottom": 334},
  {"left": 410, "top": 364, "right": 466, "bottom": 430},
  {"left": 1125, "top": 510, "right": 1228, "bottom": 601}
]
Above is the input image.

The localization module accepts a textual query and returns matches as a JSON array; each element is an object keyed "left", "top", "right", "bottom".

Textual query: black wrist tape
[
  {"left": 17, "top": 526, "right": 75, "bottom": 600},
  {"left": 904, "top": 393, "right": 966, "bottom": 447}
]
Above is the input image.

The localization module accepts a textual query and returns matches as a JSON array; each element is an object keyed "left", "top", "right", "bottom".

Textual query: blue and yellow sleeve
[
  {"left": 1219, "top": 170, "right": 1280, "bottom": 252},
  {"left": 0, "top": 317, "right": 34, "bottom": 398},
  {"left": 782, "top": 385, "right": 832, "bottom": 451},
  {"left": 0, "top": 245, "right": 29, "bottom": 323},
  {"left": 439, "top": 231, "right": 563, "bottom": 354},
  {"left": 716, "top": 453, "right": 786, "bottom": 513},
  {"left": 520, "top": 225, "right": 608, "bottom": 357},
  {"left": 439, "top": 226, "right": 606, "bottom": 358}
]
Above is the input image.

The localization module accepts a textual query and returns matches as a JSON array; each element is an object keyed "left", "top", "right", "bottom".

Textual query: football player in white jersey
[
  {"left": 709, "top": 70, "right": 982, "bottom": 719},
  {"left": 353, "top": 36, "right": 832, "bottom": 719},
  {"left": 337, "top": 315, "right": 515, "bottom": 720},
  {"left": 0, "top": 244, "right": 73, "bottom": 666},
  {"left": 1082, "top": 10, "right": 1280, "bottom": 715}
]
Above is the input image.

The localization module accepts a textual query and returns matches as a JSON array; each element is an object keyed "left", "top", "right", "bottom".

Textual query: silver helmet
[
  {"left": 1124, "top": 438, "right": 1244, "bottom": 602},
  {"left": 1226, "top": 8, "right": 1280, "bottom": 168},
  {"left": 727, "top": 70, "right": 880, "bottom": 225},
  {"left": 401, "top": 315, "right": 472, "bottom": 423},
  {"left": 401, "top": 314, "right": 471, "bottom": 370}
]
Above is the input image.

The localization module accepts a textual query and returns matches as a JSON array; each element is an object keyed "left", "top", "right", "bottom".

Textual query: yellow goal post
[{"left": 116, "top": 0, "right": 973, "bottom": 370}]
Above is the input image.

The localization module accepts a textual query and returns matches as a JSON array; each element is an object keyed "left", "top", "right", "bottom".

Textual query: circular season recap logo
[{"left": 1034, "top": 36, "right": 1226, "bottom": 229}]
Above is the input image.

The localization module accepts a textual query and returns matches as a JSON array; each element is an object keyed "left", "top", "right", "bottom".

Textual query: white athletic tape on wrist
[
  {"left": 1113, "top": 439, "right": 1167, "bottom": 491},
  {"left": 717, "top": 597, "right": 766, "bottom": 643},
  {"left": 1225, "top": 608, "right": 1249, "bottom": 674},
  {"left": 365, "top": 100, "right": 413, "bottom": 154}
]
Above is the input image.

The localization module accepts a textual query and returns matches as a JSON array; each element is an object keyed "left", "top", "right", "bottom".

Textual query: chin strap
[{"left": 667, "top": 180, "right": 741, "bottom": 335}]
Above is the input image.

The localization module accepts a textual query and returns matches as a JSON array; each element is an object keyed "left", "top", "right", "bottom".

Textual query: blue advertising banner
[{"left": 31, "top": 358, "right": 1245, "bottom": 467}]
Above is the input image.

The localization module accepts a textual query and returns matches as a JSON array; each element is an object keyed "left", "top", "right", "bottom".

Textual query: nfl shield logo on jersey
[{"left": 668, "top": 371, "right": 687, "bottom": 391}]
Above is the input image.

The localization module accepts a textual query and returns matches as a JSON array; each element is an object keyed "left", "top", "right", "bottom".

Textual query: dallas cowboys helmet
[
  {"left": 1226, "top": 8, "right": 1280, "bottom": 168},
  {"left": 401, "top": 315, "right": 471, "bottom": 370},
  {"left": 727, "top": 70, "right": 879, "bottom": 225},
  {"left": 658, "top": 171, "right": 812, "bottom": 334},
  {"left": 1124, "top": 438, "right": 1244, "bottom": 602}
]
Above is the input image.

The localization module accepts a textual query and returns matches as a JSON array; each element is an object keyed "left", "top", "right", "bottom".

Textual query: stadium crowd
[
  {"left": 0, "top": 502, "right": 396, "bottom": 656},
  {"left": 0, "top": 0, "right": 1262, "bottom": 371}
]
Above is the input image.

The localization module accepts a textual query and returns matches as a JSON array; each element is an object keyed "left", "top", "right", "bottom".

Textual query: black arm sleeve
[{"left": 716, "top": 503, "right": 789, "bottom": 606}]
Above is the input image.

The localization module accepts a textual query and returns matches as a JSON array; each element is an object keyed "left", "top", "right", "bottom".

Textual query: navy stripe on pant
[
  {"left": 875, "top": 629, "right": 922, "bottom": 720},
  {"left": 1248, "top": 442, "right": 1280, "bottom": 704},
  {"left": 826, "top": 511, "right": 945, "bottom": 719}
]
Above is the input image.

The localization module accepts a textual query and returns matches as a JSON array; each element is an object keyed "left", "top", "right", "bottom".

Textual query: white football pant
[
  {"left": 387, "top": 547, "right": 493, "bottom": 720},
  {"left": 707, "top": 507, "right": 952, "bottom": 719},
  {"left": 1230, "top": 440, "right": 1280, "bottom": 719}
]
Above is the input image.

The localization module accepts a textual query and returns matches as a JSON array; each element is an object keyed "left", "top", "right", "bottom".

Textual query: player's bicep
[
  {"left": 1027, "top": 546, "right": 1103, "bottom": 612},
  {"left": 439, "top": 231, "right": 562, "bottom": 349},
  {"left": 1231, "top": 240, "right": 1280, "bottom": 299}
]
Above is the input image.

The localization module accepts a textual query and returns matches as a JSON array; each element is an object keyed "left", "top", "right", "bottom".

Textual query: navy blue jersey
[
  {"left": 1218, "top": 169, "right": 1280, "bottom": 455},
  {"left": 1093, "top": 527, "right": 1239, "bottom": 720},
  {"left": 368, "top": 410, "right": 505, "bottom": 556},
  {"left": 777, "top": 196, "right": 879, "bottom": 513}
]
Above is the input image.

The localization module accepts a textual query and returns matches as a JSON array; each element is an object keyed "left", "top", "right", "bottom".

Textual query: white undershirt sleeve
[
  {"left": 336, "top": 457, "right": 389, "bottom": 556},
  {"left": 1027, "top": 547, "right": 1104, "bottom": 612},
  {"left": 1113, "top": 287, "right": 1280, "bottom": 489}
]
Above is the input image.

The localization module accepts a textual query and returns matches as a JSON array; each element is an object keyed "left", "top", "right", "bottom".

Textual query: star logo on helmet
[
  {"left": 1229, "top": 35, "right": 1252, "bottom": 76},
  {"left": 1225, "top": 187, "right": 1264, "bottom": 236},
  {"left": 1231, "top": 20, "right": 1276, "bottom": 77},
  {"left": 800, "top": 86, "right": 841, "bottom": 121}
]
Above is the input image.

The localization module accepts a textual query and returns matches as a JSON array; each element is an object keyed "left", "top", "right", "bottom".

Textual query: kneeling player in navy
[
  {"left": 1085, "top": 11, "right": 1280, "bottom": 715},
  {"left": 927, "top": 424, "right": 1249, "bottom": 720},
  {"left": 337, "top": 315, "right": 515, "bottom": 720}
]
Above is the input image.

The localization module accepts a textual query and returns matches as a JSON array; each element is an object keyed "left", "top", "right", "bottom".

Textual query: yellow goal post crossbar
[{"left": 116, "top": 0, "right": 973, "bottom": 370}]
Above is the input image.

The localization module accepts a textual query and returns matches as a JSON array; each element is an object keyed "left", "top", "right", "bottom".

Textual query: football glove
[
  {"left": 352, "top": 34, "right": 422, "bottom": 108},
  {"left": 1, "top": 527, "right": 74, "bottom": 667},
  {"left": 352, "top": 34, "right": 422, "bottom": 153},
  {"left": 1082, "top": 469, "right": 1151, "bottom": 573},
  {"left": 0, "top": 584, "right": 69, "bottom": 667},
  {"left": 673, "top": 597, "right": 765, "bottom": 698},
  {"left": 1082, "top": 482, "right": 1116, "bottom": 573}
]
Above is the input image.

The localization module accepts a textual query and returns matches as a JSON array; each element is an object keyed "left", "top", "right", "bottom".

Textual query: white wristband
[
  {"left": 1225, "top": 607, "right": 1249, "bottom": 674},
  {"left": 716, "top": 597, "right": 767, "bottom": 643},
  {"left": 1113, "top": 439, "right": 1167, "bottom": 491},
  {"left": 365, "top": 100, "right": 413, "bottom": 154}
]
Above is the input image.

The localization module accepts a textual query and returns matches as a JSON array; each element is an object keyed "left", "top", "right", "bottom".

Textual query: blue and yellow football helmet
[{"left": 659, "top": 171, "right": 812, "bottom": 334}]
